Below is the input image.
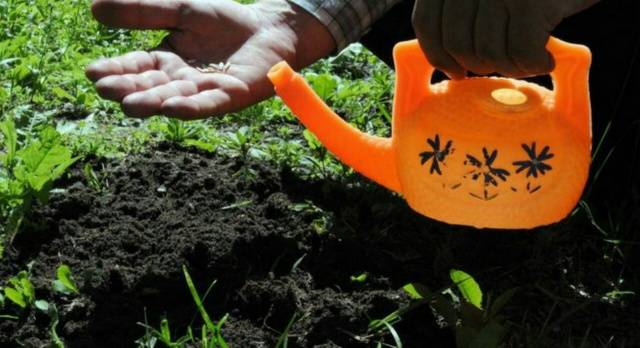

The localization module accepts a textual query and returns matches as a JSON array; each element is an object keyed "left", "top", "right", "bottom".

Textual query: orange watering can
[{"left": 268, "top": 38, "right": 592, "bottom": 229}]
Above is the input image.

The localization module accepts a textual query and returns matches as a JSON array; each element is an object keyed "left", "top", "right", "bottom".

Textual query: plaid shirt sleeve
[{"left": 288, "top": 0, "right": 403, "bottom": 51}]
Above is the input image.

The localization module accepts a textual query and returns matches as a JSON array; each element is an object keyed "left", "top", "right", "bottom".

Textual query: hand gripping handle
[{"left": 392, "top": 38, "right": 592, "bottom": 135}]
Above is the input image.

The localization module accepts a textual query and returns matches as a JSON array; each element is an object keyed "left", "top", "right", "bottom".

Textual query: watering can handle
[{"left": 392, "top": 38, "right": 592, "bottom": 134}]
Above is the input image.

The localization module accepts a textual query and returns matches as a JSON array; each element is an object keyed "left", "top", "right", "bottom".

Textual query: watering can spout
[{"left": 268, "top": 62, "right": 401, "bottom": 192}]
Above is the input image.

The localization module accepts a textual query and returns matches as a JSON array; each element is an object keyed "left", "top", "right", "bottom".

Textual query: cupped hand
[
  {"left": 86, "top": 0, "right": 321, "bottom": 119},
  {"left": 412, "top": 0, "right": 601, "bottom": 79}
]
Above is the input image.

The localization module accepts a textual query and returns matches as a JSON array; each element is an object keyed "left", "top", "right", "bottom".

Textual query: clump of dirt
[
  {"left": 0, "top": 143, "right": 636, "bottom": 347},
  {"left": 0, "top": 144, "right": 434, "bottom": 347}
]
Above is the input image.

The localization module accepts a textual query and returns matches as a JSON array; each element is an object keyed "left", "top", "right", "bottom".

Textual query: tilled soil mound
[{"left": 0, "top": 143, "right": 636, "bottom": 347}]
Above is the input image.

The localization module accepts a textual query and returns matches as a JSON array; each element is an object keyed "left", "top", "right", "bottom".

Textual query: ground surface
[{"left": 1, "top": 143, "right": 638, "bottom": 347}]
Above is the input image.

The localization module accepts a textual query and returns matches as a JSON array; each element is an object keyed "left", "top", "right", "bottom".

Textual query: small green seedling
[
  {"left": 450, "top": 269, "right": 483, "bottom": 309},
  {"left": 274, "top": 313, "right": 298, "bottom": 348},
  {"left": 302, "top": 129, "right": 336, "bottom": 179},
  {"left": 365, "top": 307, "right": 406, "bottom": 348},
  {"left": 3, "top": 270, "right": 35, "bottom": 308},
  {"left": 0, "top": 120, "right": 78, "bottom": 254},
  {"left": 161, "top": 118, "right": 198, "bottom": 143},
  {"left": 35, "top": 299, "right": 65, "bottom": 348},
  {"left": 223, "top": 126, "right": 253, "bottom": 159},
  {"left": 402, "top": 270, "right": 514, "bottom": 348},
  {"left": 137, "top": 268, "right": 230, "bottom": 347},
  {"left": 52, "top": 264, "right": 79, "bottom": 295},
  {"left": 153, "top": 117, "right": 217, "bottom": 153},
  {"left": 306, "top": 72, "right": 339, "bottom": 101},
  {"left": 138, "top": 318, "right": 189, "bottom": 348},
  {"left": 350, "top": 272, "right": 368, "bottom": 283},
  {"left": 83, "top": 163, "right": 103, "bottom": 192},
  {"left": 182, "top": 266, "right": 229, "bottom": 348},
  {"left": 288, "top": 201, "right": 334, "bottom": 235}
]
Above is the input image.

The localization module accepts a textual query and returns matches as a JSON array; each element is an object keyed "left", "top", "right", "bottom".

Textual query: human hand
[
  {"left": 86, "top": 0, "right": 334, "bottom": 119},
  {"left": 412, "top": 0, "right": 601, "bottom": 79}
]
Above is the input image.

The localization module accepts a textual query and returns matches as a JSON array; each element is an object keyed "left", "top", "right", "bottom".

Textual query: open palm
[{"left": 86, "top": 0, "right": 301, "bottom": 119}]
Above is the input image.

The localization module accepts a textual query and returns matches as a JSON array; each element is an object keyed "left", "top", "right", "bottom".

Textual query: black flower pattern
[
  {"left": 419, "top": 134, "right": 453, "bottom": 175},
  {"left": 465, "top": 148, "right": 511, "bottom": 187},
  {"left": 512, "top": 142, "right": 554, "bottom": 178}
]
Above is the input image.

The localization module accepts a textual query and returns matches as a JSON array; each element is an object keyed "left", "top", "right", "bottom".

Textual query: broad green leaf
[
  {"left": 350, "top": 273, "right": 368, "bottom": 283},
  {"left": 14, "top": 141, "right": 76, "bottom": 193},
  {"left": 51, "top": 86, "right": 74, "bottom": 101},
  {"left": 306, "top": 73, "right": 338, "bottom": 100},
  {"left": 184, "top": 139, "right": 215, "bottom": 152},
  {"left": 19, "top": 272, "right": 35, "bottom": 301},
  {"left": 54, "top": 264, "right": 79, "bottom": 294},
  {"left": 0, "top": 119, "right": 17, "bottom": 169},
  {"left": 302, "top": 130, "right": 322, "bottom": 150},
  {"left": 402, "top": 283, "right": 431, "bottom": 300},
  {"left": 52, "top": 280, "right": 69, "bottom": 295},
  {"left": 38, "top": 127, "right": 62, "bottom": 146},
  {"left": 35, "top": 299, "right": 50, "bottom": 312},
  {"left": 0, "top": 86, "right": 8, "bottom": 105},
  {"left": 4, "top": 287, "right": 26, "bottom": 308},
  {"left": 451, "top": 269, "right": 483, "bottom": 309},
  {"left": 160, "top": 318, "right": 171, "bottom": 341},
  {"left": 3, "top": 271, "right": 35, "bottom": 308}
]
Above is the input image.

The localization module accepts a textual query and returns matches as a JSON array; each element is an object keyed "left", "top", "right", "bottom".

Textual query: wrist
[{"left": 250, "top": 0, "right": 335, "bottom": 69}]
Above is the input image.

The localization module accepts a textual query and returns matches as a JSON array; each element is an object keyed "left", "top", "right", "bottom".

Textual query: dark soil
[{"left": 1, "top": 143, "right": 638, "bottom": 347}]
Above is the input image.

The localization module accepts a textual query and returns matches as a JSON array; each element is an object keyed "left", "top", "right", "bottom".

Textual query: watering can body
[{"left": 268, "top": 38, "right": 592, "bottom": 229}]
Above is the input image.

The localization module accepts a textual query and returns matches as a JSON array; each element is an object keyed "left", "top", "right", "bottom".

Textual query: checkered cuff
[{"left": 289, "top": 0, "right": 403, "bottom": 51}]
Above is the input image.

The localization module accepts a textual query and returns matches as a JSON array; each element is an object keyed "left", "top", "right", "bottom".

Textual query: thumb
[{"left": 91, "top": 0, "right": 188, "bottom": 30}]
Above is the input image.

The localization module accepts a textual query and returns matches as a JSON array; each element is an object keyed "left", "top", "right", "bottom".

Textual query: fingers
[
  {"left": 413, "top": 0, "right": 466, "bottom": 79},
  {"left": 114, "top": 69, "right": 250, "bottom": 119},
  {"left": 442, "top": 0, "right": 492, "bottom": 75},
  {"left": 86, "top": 51, "right": 158, "bottom": 81},
  {"left": 91, "top": 0, "right": 186, "bottom": 29},
  {"left": 87, "top": 47, "right": 254, "bottom": 119},
  {"left": 503, "top": 0, "right": 554, "bottom": 76},
  {"left": 88, "top": 50, "right": 190, "bottom": 101},
  {"left": 473, "top": 0, "right": 523, "bottom": 77},
  {"left": 413, "top": 0, "right": 554, "bottom": 78},
  {"left": 94, "top": 70, "right": 171, "bottom": 100},
  {"left": 161, "top": 74, "right": 251, "bottom": 119},
  {"left": 87, "top": 51, "right": 173, "bottom": 101},
  {"left": 122, "top": 80, "right": 199, "bottom": 117}
]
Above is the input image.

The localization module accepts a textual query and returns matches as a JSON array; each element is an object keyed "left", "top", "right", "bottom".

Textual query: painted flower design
[
  {"left": 419, "top": 134, "right": 453, "bottom": 175},
  {"left": 512, "top": 142, "right": 554, "bottom": 178},
  {"left": 465, "top": 148, "right": 510, "bottom": 187}
]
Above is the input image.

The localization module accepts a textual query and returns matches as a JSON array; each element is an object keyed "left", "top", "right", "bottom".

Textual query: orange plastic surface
[{"left": 268, "top": 38, "right": 592, "bottom": 229}]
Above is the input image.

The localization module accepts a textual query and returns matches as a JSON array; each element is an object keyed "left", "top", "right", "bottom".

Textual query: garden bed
[{"left": 0, "top": 143, "right": 637, "bottom": 347}]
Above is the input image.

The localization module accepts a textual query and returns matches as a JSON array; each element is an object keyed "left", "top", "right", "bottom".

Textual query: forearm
[{"left": 250, "top": 0, "right": 335, "bottom": 70}]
